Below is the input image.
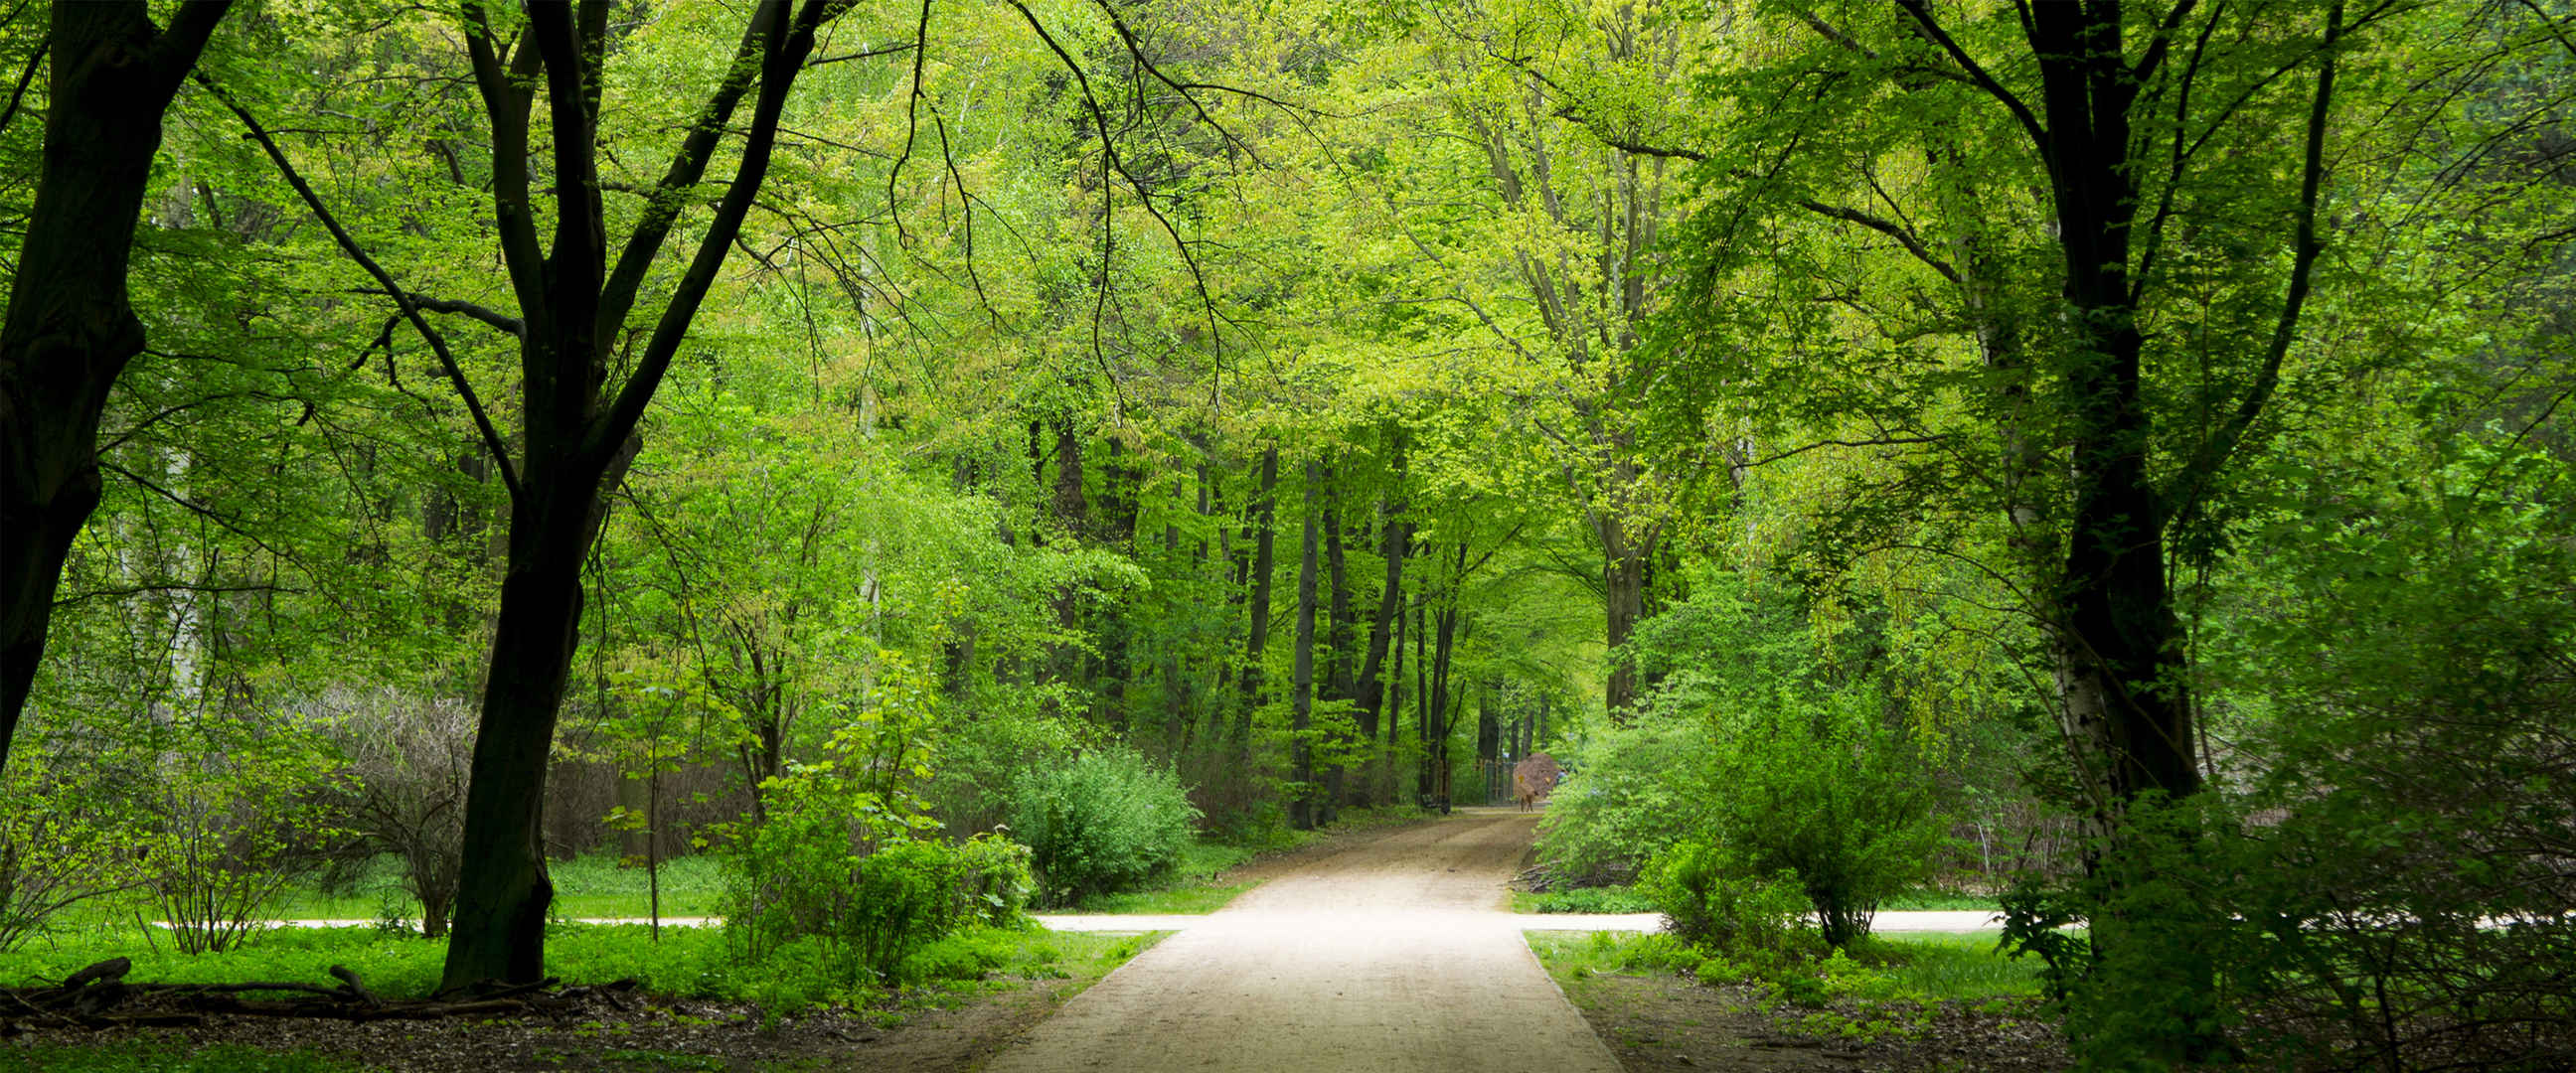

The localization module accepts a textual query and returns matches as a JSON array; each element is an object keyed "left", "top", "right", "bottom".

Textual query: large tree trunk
[
  {"left": 448, "top": 466, "right": 602, "bottom": 986},
  {"left": 0, "top": 1, "right": 230, "bottom": 770},
  {"left": 1598, "top": 511, "right": 1650, "bottom": 720},
  {"left": 1289, "top": 459, "right": 1320, "bottom": 830},
  {"left": 1352, "top": 435, "right": 1408, "bottom": 807},
  {"left": 2021, "top": 4, "right": 2199, "bottom": 808}
]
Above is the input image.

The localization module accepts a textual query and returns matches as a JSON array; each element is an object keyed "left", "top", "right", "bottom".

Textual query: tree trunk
[
  {"left": 1318, "top": 465, "right": 1352, "bottom": 818},
  {"left": 438, "top": 0, "right": 836, "bottom": 992},
  {"left": 2019, "top": 3, "right": 2199, "bottom": 808},
  {"left": 1476, "top": 677, "right": 1500, "bottom": 762},
  {"left": 1048, "top": 419, "right": 1085, "bottom": 690},
  {"left": 1232, "top": 446, "right": 1278, "bottom": 761},
  {"left": 0, "top": 1, "right": 230, "bottom": 769},
  {"left": 1289, "top": 460, "right": 1320, "bottom": 830},
  {"left": 1598, "top": 512, "right": 1649, "bottom": 721},
  {"left": 1412, "top": 596, "right": 1430, "bottom": 800},
  {"left": 1426, "top": 545, "right": 1463, "bottom": 803}
]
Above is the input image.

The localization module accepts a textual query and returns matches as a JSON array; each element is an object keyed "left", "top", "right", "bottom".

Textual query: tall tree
[
  {"left": 0, "top": 0, "right": 231, "bottom": 771},
  {"left": 424, "top": 0, "right": 851, "bottom": 991},
  {"left": 1289, "top": 458, "right": 1320, "bottom": 829}
]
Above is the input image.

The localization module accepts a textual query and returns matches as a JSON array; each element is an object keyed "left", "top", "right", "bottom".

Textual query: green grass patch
[
  {"left": 263, "top": 850, "right": 727, "bottom": 923},
  {"left": 1512, "top": 885, "right": 1659, "bottom": 914},
  {"left": 1524, "top": 929, "right": 2039, "bottom": 1004},
  {"left": 1069, "top": 881, "right": 1256, "bottom": 914},
  {"left": 0, "top": 918, "right": 1165, "bottom": 1016},
  {"left": 1836, "top": 933, "right": 2041, "bottom": 1001}
]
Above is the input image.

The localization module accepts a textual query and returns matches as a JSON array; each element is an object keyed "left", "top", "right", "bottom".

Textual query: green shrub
[
  {"left": 1008, "top": 747, "right": 1200, "bottom": 905},
  {"left": 1704, "top": 688, "right": 1951, "bottom": 949},
  {"left": 725, "top": 822, "right": 1033, "bottom": 980},
  {"left": 1643, "top": 843, "right": 1815, "bottom": 959},
  {"left": 1532, "top": 706, "right": 1719, "bottom": 887}
]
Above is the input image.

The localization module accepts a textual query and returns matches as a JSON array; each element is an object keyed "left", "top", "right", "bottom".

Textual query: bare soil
[{"left": 1543, "top": 964, "right": 2069, "bottom": 1073}]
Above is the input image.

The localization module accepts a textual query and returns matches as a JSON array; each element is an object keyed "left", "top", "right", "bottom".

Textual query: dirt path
[{"left": 985, "top": 808, "right": 1624, "bottom": 1073}]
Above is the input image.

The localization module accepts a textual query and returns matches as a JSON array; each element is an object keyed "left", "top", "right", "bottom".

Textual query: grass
[
  {"left": 0, "top": 918, "right": 1159, "bottom": 1011},
  {"left": 0, "top": 924, "right": 1167, "bottom": 1073},
  {"left": 1511, "top": 885, "right": 1659, "bottom": 914},
  {"left": 1838, "top": 933, "right": 2041, "bottom": 1001},
  {"left": 1524, "top": 929, "right": 2041, "bottom": 1004},
  {"left": 265, "top": 850, "right": 726, "bottom": 923}
]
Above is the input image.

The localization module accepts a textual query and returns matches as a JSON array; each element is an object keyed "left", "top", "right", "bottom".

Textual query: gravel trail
[{"left": 985, "top": 808, "right": 1623, "bottom": 1073}]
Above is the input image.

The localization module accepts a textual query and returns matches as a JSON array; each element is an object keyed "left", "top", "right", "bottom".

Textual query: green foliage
[
  {"left": 1642, "top": 844, "right": 1816, "bottom": 961},
  {"left": 1698, "top": 688, "right": 1952, "bottom": 950},
  {"left": 1512, "top": 885, "right": 1658, "bottom": 914},
  {"left": 1007, "top": 747, "right": 1202, "bottom": 906},
  {"left": 1532, "top": 706, "right": 1717, "bottom": 887},
  {"left": 0, "top": 749, "right": 135, "bottom": 952},
  {"left": 140, "top": 710, "right": 349, "bottom": 954}
]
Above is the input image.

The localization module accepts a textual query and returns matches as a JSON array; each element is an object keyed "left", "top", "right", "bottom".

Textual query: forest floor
[{"left": 4, "top": 811, "right": 2061, "bottom": 1071}]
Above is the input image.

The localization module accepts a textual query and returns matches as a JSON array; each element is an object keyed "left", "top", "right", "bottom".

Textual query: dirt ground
[
  {"left": 1540, "top": 956, "right": 2069, "bottom": 1073},
  {"left": 984, "top": 807, "right": 1623, "bottom": 1073}
]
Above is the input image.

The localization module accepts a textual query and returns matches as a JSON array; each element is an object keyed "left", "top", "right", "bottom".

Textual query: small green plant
[{"left": 1513, "top": 884, "right": 1660, "bottom": 914}]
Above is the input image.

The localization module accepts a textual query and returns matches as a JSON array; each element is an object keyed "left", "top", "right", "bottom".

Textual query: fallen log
[{"left": 3, "top": 963, "right": 630, "bottom": 1026}]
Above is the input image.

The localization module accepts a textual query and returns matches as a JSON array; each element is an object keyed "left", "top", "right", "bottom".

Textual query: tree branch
[
  {"left": 351, "top": 290, "right": 525, "bottom": 338},
  {"left": 1894, "top": 0, "right": 2048, "bottom": 148},
  {"left": 202, "top": 74, "right": 522, "bottom": 501},
  {"left": 2171, "top": 0, "right": 2341, "bottom": 526},
  {"left": 0, "top": 33, "right": 42, "bottom": 136},
  {"left": 596, "top": 0, "right": 855, "bottom": 453}
]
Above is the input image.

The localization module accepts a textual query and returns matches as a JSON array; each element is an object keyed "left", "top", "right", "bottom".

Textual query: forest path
[{"left": 983, "top": 808, "right": 1623, "bottom": 1073}]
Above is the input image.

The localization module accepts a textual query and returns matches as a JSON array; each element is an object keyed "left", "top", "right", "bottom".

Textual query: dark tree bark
[
  {"left": 1094, "top": 437, "right": 1140, "bottom": 730},
  {"left": 0, "top": 0, "right": 231, "bottom": 772},
  {"left": 1476, "top": 677, "right": 1500, "bottom": 762},
  {"left": 1412, "top": 595, "right": 1430, "bottom": 800},
  {"left": 1424, "top": 543, "right": 1463, "bottom": 803},
  {"left": 1289, "top": 459, "right": 1320, "bottom": 830},
  {"left": 1232, "top": 446, "right": 1277, "bottom": 761},
  {"left": 1353, "top": 436, "right": 1409, "bottom": 806},
  {"left": 1598, "top": 510, "right": 1654, "bottom": 720},
  {"left": 1317, "top": 464, "right": 1351, "bottom": 818},
  {"left": 427, "top": 0, "right": 845, "bottom": 993}
]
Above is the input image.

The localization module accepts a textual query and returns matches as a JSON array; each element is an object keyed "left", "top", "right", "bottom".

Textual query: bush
[
  {"left": 319, "top": 688, "right": 472, "bottom": 938},
  {"left": 1704, "top": 688, "right": 1951, "bottom": 949},
  {"left": 142, "top": 710, "right": 348, "bottom": 954},
  {"left": 1643, "top": 843, "right": 1815, "bottom": 960},
  {"left": 726, "top": 820, "right": 1033, "bottom": 980},
  {"left": 1007, "top": 747, "right": 1200, "bottom": 905},
  {"left": 0, "top": 747, "right": 135, "bottom": 952},
  {"left": 1532, "top": 706, "right": 1719, "bottom": 887}
]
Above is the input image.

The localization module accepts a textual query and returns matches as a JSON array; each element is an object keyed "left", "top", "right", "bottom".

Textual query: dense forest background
[{"left": 2, "top": 0, "right": 2570, "bottom": 1066}]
